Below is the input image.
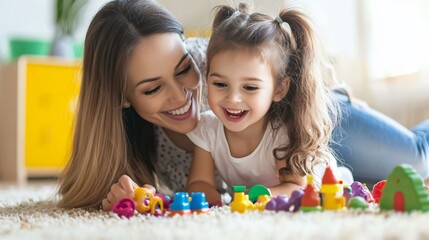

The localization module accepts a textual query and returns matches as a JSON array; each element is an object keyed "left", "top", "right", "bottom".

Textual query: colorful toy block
[
  {"left": 169, "top": 192, "right": 191, "bottom": 216},
  {"left": 320, "top": 166, "right": 345, "bottom": 210},
  {"left": 248, "top": 184, "right": 272, "bottom": 203},
  {"left": 230, "top": 186, "right": 254, "bottom": 213},
  {"left": 379, "top": 164, "right": 429, "bottom": 212},
  {"left": 190, "top": 192, "right": 209, "bottom": 214},
  {"left": 300, "top": 175, "right": 322, "bottom": 212}
]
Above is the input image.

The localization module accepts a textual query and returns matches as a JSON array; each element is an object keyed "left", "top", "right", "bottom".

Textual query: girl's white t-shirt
[{"left": 187, "top": 111, "right": 287, "bottom": 188}]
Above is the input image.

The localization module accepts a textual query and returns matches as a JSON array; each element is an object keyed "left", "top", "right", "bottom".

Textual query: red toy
[
  {"left": 371, "top": 180, "right": 387, "bottom": 204},
  {"left": 300, "top": 175, "right": 322, "bottom": 212}
]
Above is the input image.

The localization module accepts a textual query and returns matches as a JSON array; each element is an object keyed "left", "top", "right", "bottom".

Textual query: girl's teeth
[{"left": 226, "top": 109, "right": 244, "bottom": 114}]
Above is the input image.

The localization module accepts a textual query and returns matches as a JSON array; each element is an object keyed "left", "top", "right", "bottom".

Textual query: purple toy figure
[
  {"left": 350, "top": 181, "right": 375, "bottom": 203},
  {"left": 265, "top": 195, "right": 288, "bottom": 211},
  {"left": 265, "top": 189, "right": 304, "bottom": 212}
]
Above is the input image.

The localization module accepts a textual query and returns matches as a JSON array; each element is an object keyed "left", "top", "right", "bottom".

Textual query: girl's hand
[{"left": 101, "top": 175, "right": 156, "bottom": 211}]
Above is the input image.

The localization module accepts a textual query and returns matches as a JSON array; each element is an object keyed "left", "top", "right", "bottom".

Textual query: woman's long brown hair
[{"left": 58, "top": 0, "right": 184, "bottom": 209}]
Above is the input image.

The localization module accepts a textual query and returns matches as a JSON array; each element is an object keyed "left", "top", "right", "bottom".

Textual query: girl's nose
[{"left": 226, "top": 89, "right": 242, "bottom": 103}]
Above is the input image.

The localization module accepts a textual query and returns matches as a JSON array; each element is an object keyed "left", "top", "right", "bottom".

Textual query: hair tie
[{"left": 275, "top": 16, "right": 284, "bottom": 24}]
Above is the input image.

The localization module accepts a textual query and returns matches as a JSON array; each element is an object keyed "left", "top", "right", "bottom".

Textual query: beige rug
[{"left": 1, "top": 183, "right": 429, "bottom": 240}]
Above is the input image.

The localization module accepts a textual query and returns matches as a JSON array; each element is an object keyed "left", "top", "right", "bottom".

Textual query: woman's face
[{"left": 126, "top": 33, "right": 201, "bottom": 134}]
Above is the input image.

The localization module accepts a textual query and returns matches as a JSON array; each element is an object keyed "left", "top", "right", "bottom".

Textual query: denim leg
[{"left": 331, "top": 92, "right": 429, "bottom": 183}]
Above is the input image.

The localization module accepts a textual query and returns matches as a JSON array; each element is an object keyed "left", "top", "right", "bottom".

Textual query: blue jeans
[{"left": 331, "top": 91, "right": 429, "bottom": 184}]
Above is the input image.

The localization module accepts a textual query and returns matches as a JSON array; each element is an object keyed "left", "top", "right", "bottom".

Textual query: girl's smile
[{"left": 222, "top": 108, "right": 249, "bottom": 122}]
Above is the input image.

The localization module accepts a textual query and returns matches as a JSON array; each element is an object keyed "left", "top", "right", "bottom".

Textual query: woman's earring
[{"left": 123, "top": 101, "right": 131, "bottom": 108}]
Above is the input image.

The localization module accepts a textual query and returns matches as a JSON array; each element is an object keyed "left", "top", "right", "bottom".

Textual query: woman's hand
[{"left": 101, "top": 175, "right": 156, "bottom": 211}]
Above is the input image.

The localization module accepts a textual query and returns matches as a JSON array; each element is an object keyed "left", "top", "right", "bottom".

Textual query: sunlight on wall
[{"left": 366, "top": 0, "right": 428, "bottom": 79}]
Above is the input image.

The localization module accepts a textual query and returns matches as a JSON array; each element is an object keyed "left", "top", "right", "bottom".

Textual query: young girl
[{"left": 186, "top": 3, "right": 344, "bottom": 204}]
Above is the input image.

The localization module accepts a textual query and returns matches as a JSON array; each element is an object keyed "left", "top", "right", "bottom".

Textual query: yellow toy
[
  {"left": 230, "top": 186, "right": 254, "bottom": 213},
  {"left": 133, "top": 187, "right": 164, "bottom": 214},
  {"left": 320, "top": 166, "right": 345, "bottom": 210}
]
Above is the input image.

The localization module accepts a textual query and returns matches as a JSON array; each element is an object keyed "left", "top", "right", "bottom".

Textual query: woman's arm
[{"left": 186, "top": 146, "right": 221, "bottom": 204}]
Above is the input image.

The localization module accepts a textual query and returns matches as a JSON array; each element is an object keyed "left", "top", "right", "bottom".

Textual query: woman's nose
[{"left": 168, "top": 82, "right": 187, "bottom": 103}]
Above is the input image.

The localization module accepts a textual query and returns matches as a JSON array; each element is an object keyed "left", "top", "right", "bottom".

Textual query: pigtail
[
  {"left": 274, "top": 9, "right": 337, "bottom": 179},
  {"left": 212, "top": 5, "right": 236, "bottom": 29}
]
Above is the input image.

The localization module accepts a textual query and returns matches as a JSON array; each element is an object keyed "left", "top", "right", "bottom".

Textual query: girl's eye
[
  {"left": 176, "top": 65, "right": 191, "bottom": 76},
  {"left": 243, "top": 85, "right": 258, "bottom": 91},
  {"left": 212, "top": 82, "right": 227, "bottom": 88},
  {"left": 144, "top": 86, "right": 161, "bottom": 95}
]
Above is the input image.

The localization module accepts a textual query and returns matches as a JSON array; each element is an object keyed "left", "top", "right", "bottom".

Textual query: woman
[
  {"left": 58, "top": 0, "right": 207, "bottom": 210},
  {"left": 58, "top": 0, "right": 429, "bottom": 211}
]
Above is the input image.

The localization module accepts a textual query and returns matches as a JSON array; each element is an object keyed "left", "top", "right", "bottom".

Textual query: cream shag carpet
[{"left": 1, "top": 183, "right": 429, "bottom": 240}]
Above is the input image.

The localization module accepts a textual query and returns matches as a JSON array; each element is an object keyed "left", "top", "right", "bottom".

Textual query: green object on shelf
[
  {"left": 9, "top": 38, "right": 51, "bottom": 59},
  {"left": 73, "top": 42, "right": 84, "bottom": 58}
]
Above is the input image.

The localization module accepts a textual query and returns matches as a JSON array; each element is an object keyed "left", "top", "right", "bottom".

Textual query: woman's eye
[
  {"left": 213, "top": 82, "right": 227, "bottom": 88},
  {"left": 144, "top": 86, "right": 161, "bottom": 95},
  {"left": 243, "top": 85, "right": 258, "bottom": 91},
  {"left": 176, "top": 65, "right": 191, "bottom": 76}
]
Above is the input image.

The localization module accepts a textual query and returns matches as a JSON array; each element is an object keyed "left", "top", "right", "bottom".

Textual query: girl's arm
[
  {"left": 269, "top": 159, "right": 307, "bottom": 197},
  {"left": 186, "top": 146, "right": 221, "bottom": 204},
  {"left": 269, "top": 174, "right": 307, "bottom": 197}
]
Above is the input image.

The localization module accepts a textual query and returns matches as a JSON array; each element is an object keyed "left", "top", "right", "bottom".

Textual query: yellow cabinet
[{"left": 0, "top": 56, "right": 81, "bottom": 184}]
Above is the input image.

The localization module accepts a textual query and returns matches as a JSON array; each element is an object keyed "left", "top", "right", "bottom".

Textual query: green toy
[
  {"left": 347, "top": 196, "right": 368, "bottom": 210},
  {"left": 379, "top": 164, "right": 429, "bottom": 212},
  {"left": 247, "top": 184, "right": 272, "bottom": 203}
]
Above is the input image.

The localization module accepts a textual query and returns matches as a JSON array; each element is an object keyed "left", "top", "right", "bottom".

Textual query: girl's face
[
  {"left": 126, "top": 33, "right": 201, "bottom": 134},
  {"left": 207, "top": 50, "right": 285, "bottom": 133}
]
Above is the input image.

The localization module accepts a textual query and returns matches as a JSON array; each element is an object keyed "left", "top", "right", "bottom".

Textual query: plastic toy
[
  {"left": 287, "top": 189, "right": 304, "bottom": 212},
  {"left": 379, "top": 164, "right": 429, "bottom": 212},
  {"left": 169, "top": 192, "right": 191, "bottom": 216},
  {"left": 265, "top": 195, "right": 288, "bottom": 212},
  {"left": 134, "top": 187, "right": 164, "bottom": 215},
  {"left": 265, "top": 189, "right": 303, "bottom": 212},
  {"left": 112, "top": 198, "right": 136, "bottom": 219},
  {"left": 300, "top": 175, "right": 322, "bottom": 212},
  {"left": 189, "top": 192, "right": 209, "bottom": 214},
  {"left": 343, "top": 185, "right": 352, "bottom": 204},
  {"left": 350, "top": 181, "right": 375, "bottom": 203},
  {"left": 248, "top": 184, "right": 272, "bottom": 203},
  {"left": 347, "top": 196, "right": 368, "bottom": 210},
  {"left": 320, "top": 166, "right": 345, "bottom": 210},
  {"left": 155, "top": 193, "right": 171, "bottom": 210},
  {"left": 230, "top": 186, "right": 254, "bottom": 213},
  {"left": 253, "top": 195, "right": 271, "bottom": 211},
  {"left": 371, "top": 180, "right": 387, "bottom": 204}
]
